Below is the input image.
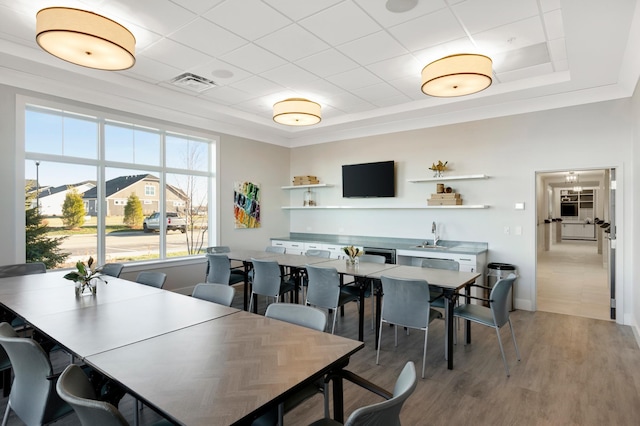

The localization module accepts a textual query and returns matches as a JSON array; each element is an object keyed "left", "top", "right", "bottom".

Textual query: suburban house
[
  {"left": 32, "top": 180, "right": 96, "bottom": 217},
  {"left": 82, "top": 174, "right": 187, "bottom": 217}
]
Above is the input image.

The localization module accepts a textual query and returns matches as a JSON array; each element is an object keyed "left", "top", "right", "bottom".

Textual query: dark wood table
[
  {"left": 313, "top": 259, "right": 399, "bottom": 342},
  {"left": 366, "top": 265, "right": 480, "bottom": 370},
  {"left": 86, "top": 310, "right": 364, "bottom": 426}
]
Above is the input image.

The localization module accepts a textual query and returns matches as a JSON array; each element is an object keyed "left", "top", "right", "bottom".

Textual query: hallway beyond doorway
[{"left": 537, "top": 240, "right": 610, "bottom": 321}]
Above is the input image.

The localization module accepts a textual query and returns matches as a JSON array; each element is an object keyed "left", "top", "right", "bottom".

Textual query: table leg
[
  {"left": 465, "top": 283, "right": 472, "bottom": 344},
  {"left": 445, "top": 290, "right": 455, "bottom": 370},
  {"left": 332, "top": 373, "right": 344, "bottom": 423},
  {"left": 374, "top": 283, "right": 382, "bottom": 349},
  {"left": 358, "top": 278, "right": 365, "bottom": 342},
  {"left": 243, "top": 261, "right": 250, "bottom": 311}
]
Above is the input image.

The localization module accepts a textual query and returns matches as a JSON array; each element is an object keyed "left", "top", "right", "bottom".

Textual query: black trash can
[{"left": 486, "top": 263, "right": 517, "bottom": 311}]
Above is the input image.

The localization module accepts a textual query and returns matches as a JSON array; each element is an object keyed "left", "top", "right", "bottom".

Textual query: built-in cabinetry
[
  {"left": 561, "top": 223, "right": 596, "bottom": 240},
  {"left": 271, "top": 240, "right": 359, "bottom": 258},
  {"left": 559, "top": 188, "right": 597, "bottom": 240}
]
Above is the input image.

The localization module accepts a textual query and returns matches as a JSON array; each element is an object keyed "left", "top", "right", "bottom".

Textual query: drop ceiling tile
[
  {"left": 170, "top": 0, "right": 224, "bottom": 15},
  {"left": 548, "top": 37, "right": 567, "bottom": 62},
  {"left": 141, "top": 38, "right": 213, "bottom": 70},
  {"left": 296, "top": 49, "right": 359, "bottom": 78},
  {"left": 371, "top": 94, "right": 413, "bottom": 108},
  {"left": 300, "top": 1, "right": 381, "bottom": 46},
  {"left": 325, "top": 67, "right": 383, "bottom": 91},
  {"left": 544, "top": 9, "right": 564, "bottom": 40},
  {"left": 413, "top": 37, "right": 476, "bottom": 65},
  {"left": 168, "top": 18, "right": 247, "bottom": 58},
  {"left": 351, "top": 82, "right": 406, "bottom": 103},
  {"left": 388, "top": 8, "right": 466, "bottom": 52},
  {"left": 452, "top": 0, "right": 539, "bottom": 34},
  {"left": 387, "top": 75, "right": 426, "bottom": 100},
  {"left": 496, "top": 62, "right": 554, "bottom": 82},
  {"left": 263, "top": 0, "right": 343, "bottom": 21},
  {"left": 492, "top": 43, "right": 550, "bottom": 73},
  {"left": 187, "top": 59, "right": 252, "bottom": 87},
  {"left": 353, "top": 0, "right": 448, "bottom": 27},
  {"left": 233, "top": 97, "right": 274, "bottom": 117},
  {"left": 337, "top": 31, "right": 409, "bottom": 66},
  {"left": 261, "top": 63, "right": 320, "bottom": 87},
  {"left": 123, "top": 56, "right": 183, "bottom": 83},
  {"left": 366, "top": 54, "right": 422, "bottom": 82},
  {"left": 203, "top": 0, "right": 291, "bottom": 41},
  {"left": 301, "top": 79, "right": 345, "bottom": 97},
  {"left": 220, "top": 43, "right": 287, "bottom": 74},
  {"left": 199, "top": 85, "right": 257, "bottom": 105},
  {"left": 472, "top": 16, "right": 546, "bottom": 55},
  {"left": 99, "top": 0, "right": 197, "bottom": 35},
  {"left": 255, "top": 24, "right": 329, "bottom": 62},
  {"left": 230, "top": 75, "right": 285, "bottom": 97},
  {"left": 539, "top": 0, "right": 561, "bottom": 13}
]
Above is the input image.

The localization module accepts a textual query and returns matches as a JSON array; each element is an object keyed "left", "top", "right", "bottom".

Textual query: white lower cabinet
[{"left": 271, "top": 240, "right": 304, "bottom": 255}]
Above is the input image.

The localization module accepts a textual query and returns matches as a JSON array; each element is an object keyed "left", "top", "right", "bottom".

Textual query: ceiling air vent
[{"left": 169, "top": 72, "right": 216, "bottom": 93}]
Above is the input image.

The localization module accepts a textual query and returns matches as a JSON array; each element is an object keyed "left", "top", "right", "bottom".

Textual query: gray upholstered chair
[
  {"left": 135, "top": 271, "right": 166, "bottom": 289},
  {"left": 205, "top": 248, "right": 244, "bottom": 285},
  {"left": 56, "top": 364, "right": 173, "bottom": 426},
  {"left": 453, "top": 273, "right": 520, "bottom": 376},
  {"left": 0, "top": 262, "right": 46, "bottom": 278},
  {"left": 342, "top": 254, "right": 386, "bottom": 328},
  {"left": 0, "top": 322, "right": 73, "bottom": 426},
  {"left": 192, "top": 283, "right": 235, "bottom": 307},
  {"left": 305, "top": 264, "right": 359, "bottom": 334},
  {"left": 249, "top": 259, "right": 295, "bottom": 313},
  {"left": 265, "top": 246, "right": 286, "bottom": 254},
  {"left": 377, "top": 276, "right": 442, "bottom": 378},
  {"left": 253, "top": 304, "right": 328, "bottom": 426},
  {"left": 309, "top": 361, "right": 417, "bottom": 426},
  {"left": 100, "top": 263, "right": 124, "bottom": 278},
  {"left": 420, "top": 258, "right": 460, "bottom": 309}
]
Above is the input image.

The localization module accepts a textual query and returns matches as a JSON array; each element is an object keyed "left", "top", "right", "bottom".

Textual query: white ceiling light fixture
[
  {"left": 273, "top": 98, "right": 321, "bottom": 126},
  {"left": 566, "top": 171, "right": 578, "bottom": 183},
  {"left": 36, "top": 7, "right": 135, "bottom": 71},
  {"left": 421, "top": 53, "right": 493, "bottom": 97}
]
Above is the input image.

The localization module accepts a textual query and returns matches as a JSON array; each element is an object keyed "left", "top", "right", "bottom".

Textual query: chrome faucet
[{"left": 432, "top": 221, "right": 439, "bottom": 246}]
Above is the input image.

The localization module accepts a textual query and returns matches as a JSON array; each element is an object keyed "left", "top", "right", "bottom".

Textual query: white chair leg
[
  {"left": 2, "top": 403, "right": 10, "bottom": 426},
  {"left": 370, "top": 281, "right": 375, "bottom": 330},
  {"left": 422, "top": 327, "right": 429, "bottom": 379},
  {"left": 376, "top": 320, "right": 384, "bottom": 365},
  {"left": 248, "top": 291, "right": 254, "bottom": 312},
  {"left": 508, "top": 319, "right": 521, "bottom": 361},
  {"left": 394, "top": 324, "right": 398, "bottom": 346},
  {"left": 495, "top": 326, "right": 510, "bottom": 376},
  {"left": 331, "top": 310, "right": 337, "bottom": 334}
]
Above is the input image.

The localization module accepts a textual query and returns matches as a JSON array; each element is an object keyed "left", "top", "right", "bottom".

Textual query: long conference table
[
  {"left": 0, "top": 270, "right": 364, "bottom": 425},
  {"left": 225, "top": 250, "right": 480, "bottom": 370}
]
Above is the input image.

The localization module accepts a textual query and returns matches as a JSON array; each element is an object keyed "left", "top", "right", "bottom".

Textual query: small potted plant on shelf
[
  {"left": 342, "top": 245, "right": 362, "bottom": 266},
  {"left": 63, "top": 257, "right": 107, "bottom": 296},
  {"left": 429, "top": 160, "right": 448, "bottom": 178}
]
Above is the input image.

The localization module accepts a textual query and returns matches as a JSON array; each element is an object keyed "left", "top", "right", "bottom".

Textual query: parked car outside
[{"left": 143, "top": 212, "right": 186, "bottom": 233}]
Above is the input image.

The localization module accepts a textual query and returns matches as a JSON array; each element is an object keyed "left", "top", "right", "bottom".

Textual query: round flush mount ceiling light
[
  {"left": 421, "top": 53, "right": 493, "bottom": 97},
  {"left": 385, "top": 0, "right": 418, "bottom": 13},
  {"left": 273, "top": 98, "right": 321, "bottom": 126},
  {"left": 36, "top": 7, "right": 136, "bottom": 71}
]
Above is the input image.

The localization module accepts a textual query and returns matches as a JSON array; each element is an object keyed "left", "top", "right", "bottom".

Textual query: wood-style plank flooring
[
  {"left": 2, "top": 278, "right": 639, "bottom": 426},
  {"left": 537, "top": 239, "right": 610, "bottom": 320}
]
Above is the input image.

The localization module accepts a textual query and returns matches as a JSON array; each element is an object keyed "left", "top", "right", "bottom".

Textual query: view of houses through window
[{"left": 24, "top": 104, "right": 214, "bottom": 269}]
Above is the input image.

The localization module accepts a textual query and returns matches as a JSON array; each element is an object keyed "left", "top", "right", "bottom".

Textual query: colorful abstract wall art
[{"left": 234, "top": 181, "right": 260, "bottom": 229}]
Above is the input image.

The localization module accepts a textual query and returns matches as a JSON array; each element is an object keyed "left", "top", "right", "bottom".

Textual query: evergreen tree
[
  {"left": 123, "top": 193, "right": 144, "bottom": 227},
  {"left": 25, "top": 186, "right": 69, "bottom": 268},
  {"left": 62, "top": 188, "right": 86, "bottom": 228}
]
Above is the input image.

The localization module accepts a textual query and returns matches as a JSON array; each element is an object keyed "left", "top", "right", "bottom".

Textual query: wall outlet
[
  {"left": 504, "top": 226, "right": 510, "bottom": 235},
  {"left": 515, "top": 226, "right": 522, "bottom": 235}
]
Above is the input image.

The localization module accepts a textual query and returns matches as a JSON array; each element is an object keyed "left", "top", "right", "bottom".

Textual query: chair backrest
[
  {"left": 100, "top": 263, "right": 124, "bottom": 278},
  {"left": 192, "top": 283, "right": 235, "bottom": 307},
  {"left": 421, "top": 258, "right": 460, "bottom": 271},
  {"left": 490, "top": 273, "right": 517, "bottom": 327},
  {"left": 305, "top": 249, "right": 331, "bottom": 258},
  {"left": 56, "top": 364, "right": 128, "bottom": 426},
  {"left": 0, "top": 262, "right": 46, "bottom": 278},
  {"left": 206, "top": 246, "right": 231, "bottom": 254},
  {"left": 344, "top": 361, "right": 417, "bottom": 426},
  {"left": 251, "top": 258, "right": 283, "bottom": 297},
  {"left": 0, "top": 322, "right": 68, "bottom": 426},
  {"left": 135, "top": 271, "right": 166, "bottom": 289},
  {"left": 265, "top": 246, "right": 286, "bottom": 254},
  {"left": 360, "top": 254, "right": 386, "bottom": 264},
  {"left": 305, "top": 264, "right": 341, "bottom": 310},
  {"left": 265, "top": 303, "right": 327, "bottom": 332},
  {"left": 380, "top": 276, "right": 432, "bottom": 329},
  {"left": 206, "top": 253, "right": 232, "bottom": 284}
]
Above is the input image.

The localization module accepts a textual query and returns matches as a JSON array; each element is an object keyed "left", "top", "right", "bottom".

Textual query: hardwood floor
[
  {"left": 2, "top": 283, "right": 638, "bottom": 426},
  {"left": 537, "top": 239, "right": 610, "bottom": 320}
]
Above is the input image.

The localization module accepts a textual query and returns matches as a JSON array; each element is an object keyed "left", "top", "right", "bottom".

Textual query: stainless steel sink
[{"left": 413, "top": 245, "right": 448, "bottom": 249}]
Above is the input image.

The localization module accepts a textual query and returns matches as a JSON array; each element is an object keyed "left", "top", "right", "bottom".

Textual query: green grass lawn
[{"left": 43, "top": 216, "right": 142, "bottom": 236}]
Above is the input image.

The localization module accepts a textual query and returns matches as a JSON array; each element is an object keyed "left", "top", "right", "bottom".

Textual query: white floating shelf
[
  {"left": 282, "top": 205, "right": 489, "bottom": 210},
  {"left": 407, "top": 174, "right": 489, "bottom": 183},
  {"left": 281, "top": 183, "right": 333, "bottom": 189}
]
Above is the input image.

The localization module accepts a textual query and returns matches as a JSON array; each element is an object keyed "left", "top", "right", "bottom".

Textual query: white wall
[
  {"left": 631, "top": 79, "right": 640, "bottom": 339},
  {"left": 289, "top": 99, "right": 635, "bottom": 321}
]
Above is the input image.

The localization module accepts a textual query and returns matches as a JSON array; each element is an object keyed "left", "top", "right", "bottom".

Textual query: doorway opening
[{"left": 535, "top": 169, "right": 613, "bottom": 321}]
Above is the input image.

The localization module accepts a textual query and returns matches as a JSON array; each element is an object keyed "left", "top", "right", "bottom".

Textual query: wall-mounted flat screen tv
[
  {"left": 561, "top": 203, "right": 578, "bottom": 217},
  {"left": 342, "top": 160, "right": 395, "bottom": 198}
]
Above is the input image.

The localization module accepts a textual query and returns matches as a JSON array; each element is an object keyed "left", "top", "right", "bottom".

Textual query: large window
[{"left": 24, "top": 104, "right": 215, "bottom": 269}]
